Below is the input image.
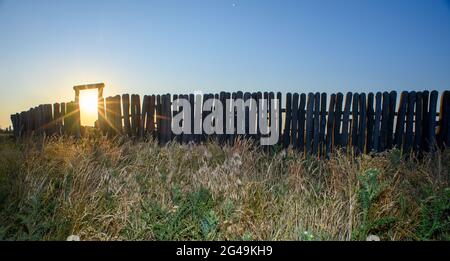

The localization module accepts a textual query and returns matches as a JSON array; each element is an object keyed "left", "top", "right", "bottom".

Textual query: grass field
[{"left": 0, "top": 135, "right": 448, "bottom": 241}]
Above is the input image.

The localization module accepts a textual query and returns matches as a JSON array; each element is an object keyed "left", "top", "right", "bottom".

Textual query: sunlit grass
[{"left": 0, "top": 135, "right": 448, "bottom": 241}]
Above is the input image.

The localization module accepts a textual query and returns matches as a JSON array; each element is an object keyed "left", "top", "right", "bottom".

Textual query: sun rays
[{"left": 79, "top": 90, "right": 99, "bottom": 126}]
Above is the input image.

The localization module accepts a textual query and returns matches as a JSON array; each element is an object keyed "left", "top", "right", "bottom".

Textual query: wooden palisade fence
[{"left": 10, "top": 90, "right": 450, "bottom": 156}]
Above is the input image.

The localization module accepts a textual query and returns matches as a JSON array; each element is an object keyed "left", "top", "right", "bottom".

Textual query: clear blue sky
[{"left": 1, "top": 0, "right": 450, "bottom": 127}]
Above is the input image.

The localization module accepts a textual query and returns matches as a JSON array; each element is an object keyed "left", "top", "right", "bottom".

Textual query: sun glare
[{"left": 79, "top": 90, "right": 98, "bottom": 126}]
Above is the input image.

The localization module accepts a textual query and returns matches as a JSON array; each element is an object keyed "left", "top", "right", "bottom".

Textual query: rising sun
[{"left": 79, "top": 90, "right": 98, "bottom": 126}]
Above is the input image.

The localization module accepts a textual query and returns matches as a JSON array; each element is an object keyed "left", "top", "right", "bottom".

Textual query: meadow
[{"left": 0, "top": 134, "right": 448, "bottom": 241}]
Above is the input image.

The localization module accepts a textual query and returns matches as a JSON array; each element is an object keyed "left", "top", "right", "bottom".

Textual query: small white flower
[
  {"left": 366, "top": 235, "right": 380, "bottom": 241},
  {"left": 203, "top": 149, "right": 212, "bottom": 159},
  {"left": 67, "top": 235, "right": 80, "bottom": 241}
]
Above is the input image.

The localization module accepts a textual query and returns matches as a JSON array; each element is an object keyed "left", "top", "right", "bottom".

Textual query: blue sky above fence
[{"left": 1, "top": 0, "right": 450, "bottom": 127}]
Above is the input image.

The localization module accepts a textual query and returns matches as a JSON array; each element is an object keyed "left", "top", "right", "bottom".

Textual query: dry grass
[{"left": 0, "top": 135, "right": 448, "bottom": 241}]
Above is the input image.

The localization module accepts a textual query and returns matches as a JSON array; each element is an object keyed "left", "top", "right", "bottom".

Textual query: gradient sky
[{"left": 1, "top": 0, "right": 450, "bottom": 127}]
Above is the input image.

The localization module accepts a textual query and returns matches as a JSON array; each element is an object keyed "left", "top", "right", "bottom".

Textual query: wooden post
[
  {"left": 437, "top": 90, "right": 450, "bottom": 148},
  {"left": 180, "top": 94, "right": 186, "bottom": 142},
  {"left": 214, "top": 94, "right": 221, "bottom": 141},
  {"left": 394, "top": 91, "right": 408, "bottom": 149},
  {"left": 135, "top": 94, "right": 141, "bottom": 136},
  {"left": 53, "top": 103, "right": 61, "bottom": 135},
  {"left": 10, "top": 114, "right": 17, "bottom": 138},
  {"left": 114, "top": 95, "right": 122, "bottom": 134},
  {"left": 312, "top": 92, "right": 320, "bottom": 155},
  {"left": 387, "top": 91, "right": 397, "bottom": 149},
  {"left": 268, "top": 92, "right": 274, "bottom": 146},
  {"left": 426, "top": 91, "right": 438, "bottom": 152},
  {"left": 148, "top": 95, "right": 156, "bottom": 138},
  {"left": 189, "top": 94, "right": 195, "bottom": 143},
  {"left": 37, "top": 104, "right": 44, "bottom": 136},
  {"left": 234, "top": 92, "right": 241, "bottom": 144},
  {"left": 105, "top": 97, "right": 114, "bottom": 135},
  {"left": 172, "top": 94, "right": 180, "bottom": 142},
  {"left": 298, "top": 93, "right": 306, "bottom": 153},
  {"left": 65, "top": 102, "right": 80, "bottom": 137},
  {"left": 277, "top": 92, "right": 283, "bottom": 144},
  {"left": 11, "top": 114, "right": 16, "bottom": 138},
  {"left": 256, "top": 92, "right": 262, "bottom": 143},
  {"left": 195, "top": 94, "right": 204, "bottom": 143},
  {"left": 444, "top": 91, "right": 450, "bottom": 147},
  {"left": 244, "top": 92, "right": 251, "bottom": 139},
  {"left": 351, "top": 93, "right": 360, "bottom": 153},
  {"left": 130, "top": 94, "right": 141, "bottom": 136},
  {"left": 122, "top": 94, "right": 131, "bottom": 136},
  {"left": 60, "top": 103, "right": 66, "bottom": 134},
  {"left": 379, "top": 92, "right": 390, "bottom": 151},
  {"left": 218, "top": 92, "right": 225, "bottom": 144},
  {"left": 28, "top": 108, "right": 35, "bottom": 136},
  {"left": 40, "top": 105, "right": 46, "bottom": 135},
  {"left": 160, "top": 94, "right": 167, "bottom": 143},
  {"left": 421, "top": 90, "right": 430, "bottom": 151},
  {"left": 319, "top": 93, "right": 327, "bottom": 157},
  {"left": 42, "top": 105, "right": 50, "bottom": 136},
  {"left": 38, "top": 106, "right": 45, "bottom": 137},
  {"left": 291, "top": 93, "right": 299, "bottom": 149},
  {"left": 341, "top": 92, "right": 353, "bottom": 152},
  {"left": 358, "top": 93, "right": 366, "bottom": 154},
  {"left": 326, "top": 94, "right": 336, "bottom": 156},
  {"left": 41, "top": 105, "right": 48, "bottom": 136},
  {"left": 26, "top": 110, "right": 32, "bottom": 136},
  {"left": 18, "top": 112, "right": 23, "bottom": 137},
  {"left": 24, "top": 108, "right": 30, "bottom": 136},
  {"left": 165, "top": 94, "right": 172, "bottom": 143},
  {"left": 414, "top": 92, "right": 423, "bottom": 153},
  {"left": 164, "top": 94, "right": 170, "bottom": 142},
  {"left": 334, "top": 93, "right": 343, "bottom": 147},
  {"left": 404, "top": 91, "right": 416, "bottom": 153},
  {"left": 238, "top": 91, "right": 245, "bottom": 139},
  {"left": 140, "top": 95, "right": 149, "bottom": 138},
  {"left": 366, "top": 93, "right": 374, "bottom": 152},
  {"left": 283, "top": 93, "right": 292, "bottom": 148},
  {"left": 305, "top": 93, "right": 314, "bottom": 154}
]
